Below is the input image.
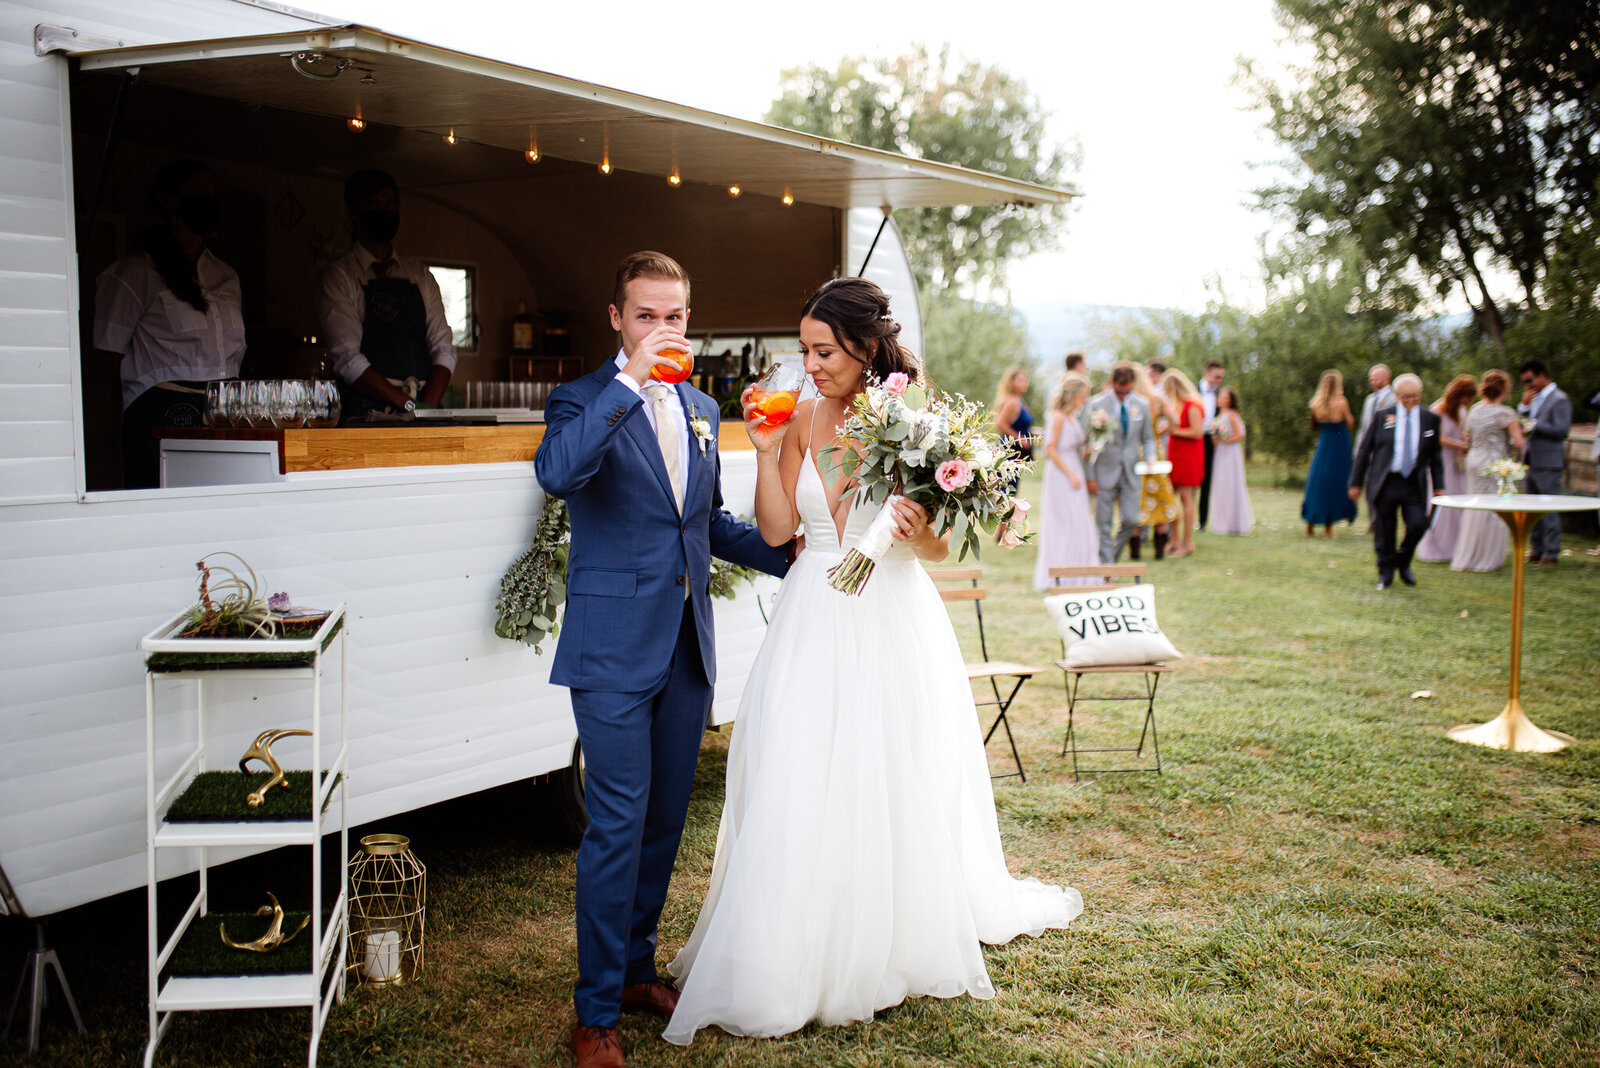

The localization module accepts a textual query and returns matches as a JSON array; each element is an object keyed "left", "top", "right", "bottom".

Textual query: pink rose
[
  {"left": 935, "top": 459, "right": 972, "bottom": 491},
  {"left": 1012, "top": 496, "right": 1031, "bottom": 518},
  {"left": 883, "top": 372, "right": 910, "bottom": 395},
  {"left": 996, "top": 523, "right": 1024, "bottom": 549}
]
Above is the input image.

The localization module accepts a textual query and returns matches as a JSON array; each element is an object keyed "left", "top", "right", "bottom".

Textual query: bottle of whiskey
[{"left": 512, "top": 300, "right": 535, "bottom": 353}]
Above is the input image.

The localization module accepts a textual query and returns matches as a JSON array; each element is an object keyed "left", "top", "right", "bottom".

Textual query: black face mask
[
  {"left": 175, "top": 194, "right": 221, "bottom": 236},
  {"left": 355, "top": 208, "right": 400, "bottom": 244}
]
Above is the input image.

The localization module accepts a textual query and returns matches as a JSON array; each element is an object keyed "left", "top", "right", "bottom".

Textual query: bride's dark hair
[{"left": 800, "top": 277, "right": 921, "bottom": 385}]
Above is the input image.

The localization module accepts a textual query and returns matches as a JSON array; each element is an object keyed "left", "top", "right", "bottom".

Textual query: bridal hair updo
[{"left": 800, "top": 277, "right": 921, "bottom": 387}]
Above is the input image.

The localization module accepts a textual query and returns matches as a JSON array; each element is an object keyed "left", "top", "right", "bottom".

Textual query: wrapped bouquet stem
[{"left": 823, "top": 374, "right": 1033, "bottom": 596}]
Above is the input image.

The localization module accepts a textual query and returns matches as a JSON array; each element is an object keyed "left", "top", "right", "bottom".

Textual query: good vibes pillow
[{"left": 1043, "top": 585, "right": 1181, "bottom": 668}]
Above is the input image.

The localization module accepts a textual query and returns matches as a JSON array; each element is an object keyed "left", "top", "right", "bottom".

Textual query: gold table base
[{"left": 1442, "top": 499, "right": 1582, "bottom": 753}]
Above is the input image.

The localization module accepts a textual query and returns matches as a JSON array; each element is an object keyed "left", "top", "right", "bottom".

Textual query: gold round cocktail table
[{"left": 1432, "top": 493, "right": 1598, "bottom": 752}]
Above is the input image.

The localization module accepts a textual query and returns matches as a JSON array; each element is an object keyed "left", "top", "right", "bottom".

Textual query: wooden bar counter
[{"left": 162, "top": 420, "right": 756, "bottom": 476}]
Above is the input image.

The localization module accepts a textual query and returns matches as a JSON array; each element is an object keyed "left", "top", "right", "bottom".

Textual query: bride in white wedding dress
[{"left": 662, "top": 279, "right": 1083, "bottom": 1045}]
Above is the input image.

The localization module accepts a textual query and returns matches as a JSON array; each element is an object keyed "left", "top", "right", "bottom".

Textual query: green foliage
[
  {"left": 1249, "top": 0, "right": 1600, "bottom": 339},
  {"left": 766, "top": 45, "right": 1077, "bottom": 295},
  {"left": 920, "top": 295, "right": 1039, "bottom": 414},
  {"left": 494, "top": 496, "right": 569, "bottom": 650}
]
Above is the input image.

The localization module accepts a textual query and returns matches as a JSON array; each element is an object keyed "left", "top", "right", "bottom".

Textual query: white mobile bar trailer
[{"left": 0, "top": 0, "right": 1071, "bottom": 1041}]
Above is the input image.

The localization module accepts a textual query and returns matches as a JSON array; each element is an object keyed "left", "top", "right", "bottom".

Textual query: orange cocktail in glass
[
  {"left": 650, "top": 348, "right": 694, "bottom": 384},
  {"left": 749, "top": 358, "right": 806, "bottom": 427}
]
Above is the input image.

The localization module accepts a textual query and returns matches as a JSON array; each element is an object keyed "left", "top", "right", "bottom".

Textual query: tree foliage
[
  {"left": 1248, "top": 0, "right": 1600, "bottom": 341},
  {"left": 919, "top": 296, "right": 1038, "bottom": 418},
  {"left": 766, "top": 46, "right": 1077, "bottom": 296}
]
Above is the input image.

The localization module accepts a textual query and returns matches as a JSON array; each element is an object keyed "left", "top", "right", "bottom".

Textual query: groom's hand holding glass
[{"left": 621, "top": 323, "right": 694, "bottom": 386}]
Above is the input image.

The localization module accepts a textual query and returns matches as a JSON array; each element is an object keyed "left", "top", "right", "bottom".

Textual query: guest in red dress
[{"left": 1161, "top": 368, "right": 1206, "bottom": 558}]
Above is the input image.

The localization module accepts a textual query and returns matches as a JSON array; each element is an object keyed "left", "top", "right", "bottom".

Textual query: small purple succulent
[{"left": 267, "top": 591, "right": 291, "bottom": 612}]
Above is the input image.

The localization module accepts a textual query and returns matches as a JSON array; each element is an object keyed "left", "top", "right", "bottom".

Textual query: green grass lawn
[{"left": 7, "top": 470, "right": 1599, "bottom": 1066}]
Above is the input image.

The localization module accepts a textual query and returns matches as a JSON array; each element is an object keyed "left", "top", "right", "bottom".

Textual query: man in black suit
[{"left": 1349, "top": 373, "right": 1445, "bottom": 589}]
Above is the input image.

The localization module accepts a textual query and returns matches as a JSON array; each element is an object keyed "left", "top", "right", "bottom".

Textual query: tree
[
  {"left": 919, "top": 297, "right": 1037, "bottom": 417},
  {"left": 1248, "top": 0, "right": 1600, "bottom": 341},
  {"left": 766, "top": 46, "right": 1077, "bottom": 296}
]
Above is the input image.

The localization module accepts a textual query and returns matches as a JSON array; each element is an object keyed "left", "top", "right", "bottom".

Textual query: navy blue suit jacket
[{"left": 535, "top": 364, "right": 786, "bottom": 692}]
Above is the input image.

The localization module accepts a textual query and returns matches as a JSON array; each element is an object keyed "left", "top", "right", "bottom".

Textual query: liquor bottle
[{"left": 512, "top": 300, "right": 535, "bottom": 352}]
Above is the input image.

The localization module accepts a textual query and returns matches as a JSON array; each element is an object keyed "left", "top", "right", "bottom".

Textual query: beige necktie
[{"left": 645, "top": 382, "right": 683, "bottom": 512}]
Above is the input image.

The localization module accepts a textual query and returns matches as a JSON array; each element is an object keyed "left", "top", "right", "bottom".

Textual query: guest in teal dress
[
  {"left": 994, "top": 366, "right": 1035, "bottom": 494},
  {"left": 1302, "top": 370, "right": 1359, "bottom": 537}
]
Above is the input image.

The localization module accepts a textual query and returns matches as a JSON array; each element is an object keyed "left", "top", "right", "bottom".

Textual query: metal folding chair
[
  {"left": 1046, "top": 564, "right": 1173, "bottom": 782},
  {"left": 929, "top": 566, "right": 1042, "bottom": 782}
]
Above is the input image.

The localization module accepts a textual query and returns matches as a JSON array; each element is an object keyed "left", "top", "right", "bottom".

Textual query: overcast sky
[{"left": 316, "top": 0, "right": 1297, "bottom": 312}]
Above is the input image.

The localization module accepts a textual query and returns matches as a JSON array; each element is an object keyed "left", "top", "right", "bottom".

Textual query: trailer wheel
[{"left": 538, "top": 739, "right": 588, "bottom": 846}]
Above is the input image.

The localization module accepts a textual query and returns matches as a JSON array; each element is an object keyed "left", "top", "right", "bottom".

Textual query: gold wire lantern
[{"left": 347, "top": 833, "right": 425, "bottom": 985}]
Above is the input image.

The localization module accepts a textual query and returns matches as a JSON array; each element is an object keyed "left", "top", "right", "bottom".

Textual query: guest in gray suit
[
  {"left": 1082, "top": 362, "right": 1156, "bottom": 563},
  {"left": 1356, "top": 363, "right": 1395, "bottom": 445},
  {"left": 1517, "top": 358, "right": 1572, "bottom": 564}
]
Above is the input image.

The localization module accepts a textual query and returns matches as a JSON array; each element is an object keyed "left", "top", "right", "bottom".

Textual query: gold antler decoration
[
  {"left": 239, "top": 728, "right": 313, "bottom": 807},
  {"left": 219, "top": 892, "right": 311, "bottom": 953}
]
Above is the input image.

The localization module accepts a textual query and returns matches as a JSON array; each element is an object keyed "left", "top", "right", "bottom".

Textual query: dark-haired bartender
[
  {"left": 315, "top": 169, "right": 456, "bottom": 420},
  {"left": 94, "top": 158, "right": 246, "bottom": 489}
]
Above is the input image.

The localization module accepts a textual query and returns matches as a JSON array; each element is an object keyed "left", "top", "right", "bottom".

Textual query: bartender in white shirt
[
  {"left": 93, "top": 159, "right": 246, "bottom": 489},
  {"left": 315, "top": 169, "right": 456, "bottom": 420}
]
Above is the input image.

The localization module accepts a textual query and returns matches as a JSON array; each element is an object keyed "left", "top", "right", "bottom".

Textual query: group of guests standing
[
  {"left": 1024, "top": 355, "right": 1254, "bottom": 591},
  {"left": 1301, "top": 358, "right": 1586, "bottom": 586}
]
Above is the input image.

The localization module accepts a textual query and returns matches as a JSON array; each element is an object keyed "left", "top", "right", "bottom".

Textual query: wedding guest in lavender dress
[
  {"left": 1415, "top": 374, "right": 1476, "bottom": 563},
  {"left": 1452, "top": 370, "right": 1527, "bottom": 573},
  {"left": 1301, "top": 370, "right": 1358, "bottom": 537},
  {"left": 1207, "top": 387, "right": 1254, "bottom": 535},
  {"left": 1033, "top": 376, "right": 1099, "bottom": 589}
]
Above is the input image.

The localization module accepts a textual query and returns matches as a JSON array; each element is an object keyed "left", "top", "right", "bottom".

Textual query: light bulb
[
  {"left": 526, "top": 127, "right": 539, "bottom": 163},
  {"left": 525, "top": 148, "right": 540, "bottom": 164},
  {"left": 347, "top": 116, "right": 366, "bottom": 133},
  {"left": 782, "top": 187, "right": 794, "bottom": 206},
  {"left": 444, "top": 129, "right": 457, "bottom": 146},
  {"left": 668, "top": 170, "right": 681, "bottom": 187},
  {"left": 599, "top": 157, "right": 612, "bottom": 175},
  {"left": 728, "top": 185, "right": 742, "bottom": 198}
]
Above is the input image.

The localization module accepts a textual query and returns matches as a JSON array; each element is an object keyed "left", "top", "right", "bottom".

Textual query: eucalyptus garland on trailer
[{"left": 495, "top": 497, "right": 760, "bottom": 651}]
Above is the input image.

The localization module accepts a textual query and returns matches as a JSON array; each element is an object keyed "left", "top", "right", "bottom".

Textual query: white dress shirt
[
  {"left": 314, "top": 244, "right": 458, "bottom": 384},
  {"left": 1388, "top": 405, "right": 1419, "bottom": 475},
  {"left": 612, "top": 352, "right": 690, "bottom": 480},
  {"left": 1201, "top": 382, "right": 1218, "bottom": 421},
  {"left": 94, "top": 250, "right": 247, "bottom": 409}
]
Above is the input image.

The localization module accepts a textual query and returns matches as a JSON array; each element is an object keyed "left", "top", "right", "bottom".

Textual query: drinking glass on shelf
[
  {"left": 217, "top": 381, "right": 247, "bottom": 427},
  {"left": 307, "top": 380, "right": 341, "bottom": 428},
  {"left": 204, "top": 381, "right": 227, "bottom": 427},
  {"left": 747, "top": 357, "right": 806, "bottom": 427}
]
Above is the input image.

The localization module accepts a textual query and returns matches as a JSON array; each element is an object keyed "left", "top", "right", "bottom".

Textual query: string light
[
  {"left": 782, "top": 187, "right": 794, "bottom": 206},
  {"left": 346, "top": 116, "right": 366, "bottom": 133},
  {"left": 525, "top": 125, "right": 539, "bottom": 163},
  {"left": 599, "top": 125, "right": 611, "bottom": 175},
  {"left": 444, "top": 129, "right": 458, "bottom": 146},
  {"left": 668, "top": 170, "right": 682, "bottom": 187},
  {"left": 727, "top": 185, "right": 742, "bottom": 198}
]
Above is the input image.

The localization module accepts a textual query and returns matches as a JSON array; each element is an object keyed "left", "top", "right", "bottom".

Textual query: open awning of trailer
[{"left": 68, "top": 26, "right": 1076, "bottom": 211}]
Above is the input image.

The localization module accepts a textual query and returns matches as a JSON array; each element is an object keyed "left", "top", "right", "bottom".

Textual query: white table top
[{"left": 1434, "top": 493, "right": 1600, "bottom": 514}]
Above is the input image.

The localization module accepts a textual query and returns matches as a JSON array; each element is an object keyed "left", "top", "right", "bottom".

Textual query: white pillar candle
[{"left": 363, "top": 929, "right": 402, "bottom": 981}]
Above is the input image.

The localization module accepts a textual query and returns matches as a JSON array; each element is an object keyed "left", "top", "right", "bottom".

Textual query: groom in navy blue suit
[{"left": 535, "top": 252, "right": 790, "bottom": 1067}]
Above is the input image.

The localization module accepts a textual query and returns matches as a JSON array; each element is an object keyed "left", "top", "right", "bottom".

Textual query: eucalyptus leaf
[{"left": 903, "top": 383, "right": 927, "bottom": 409}]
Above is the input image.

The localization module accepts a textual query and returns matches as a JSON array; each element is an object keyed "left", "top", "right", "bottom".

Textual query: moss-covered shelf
[
  {"left": 164, "top": 770, "right": 339, "bottom": 823},
  {"left": 141, "top": 607, "right": 344, "bottom": 672},
  {"left": 164, "top": 909, "right": 331, "bottom": 978}
]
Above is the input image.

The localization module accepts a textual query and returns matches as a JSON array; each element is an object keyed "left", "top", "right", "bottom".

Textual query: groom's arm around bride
[{"left": 534, "top": 251, "right": 788, "bottom": 1067}]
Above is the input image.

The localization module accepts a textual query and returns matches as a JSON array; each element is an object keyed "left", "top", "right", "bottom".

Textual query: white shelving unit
[{"left": 140, "top": 606, "right": 349, "bottom": 1067}]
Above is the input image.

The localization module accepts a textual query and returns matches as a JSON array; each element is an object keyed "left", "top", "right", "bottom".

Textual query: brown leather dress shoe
[
  {"left": 571, "top": 1025, "right": 623, "bottom": 1068},
  {"left": 620, "top": 978, "right": 680, "bottom": 1019}
]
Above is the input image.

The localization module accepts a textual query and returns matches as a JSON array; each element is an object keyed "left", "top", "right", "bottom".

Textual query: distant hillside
[{"left": 1017, "top": 300, "right": 1167, "bottom": 370}]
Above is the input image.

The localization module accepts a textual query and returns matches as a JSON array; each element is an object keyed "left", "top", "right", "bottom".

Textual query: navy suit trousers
[{"left": 570, "top": 601, "right": 710, "bottom": 1027}]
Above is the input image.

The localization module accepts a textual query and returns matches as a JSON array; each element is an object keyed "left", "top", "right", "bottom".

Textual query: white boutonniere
[{"left": 690, "top": 415, "right": 714, "bottom": 455}]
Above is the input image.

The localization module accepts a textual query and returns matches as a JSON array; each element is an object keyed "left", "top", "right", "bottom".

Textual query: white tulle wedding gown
[{"left": 663, "top": 443, "right": 1083, "bottom": 1045}]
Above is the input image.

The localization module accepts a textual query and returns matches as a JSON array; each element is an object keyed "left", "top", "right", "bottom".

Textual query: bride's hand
[
  {"left": 888, "top": 496, "right": 931, "bottom": 541},
  {"left": 741, "top": 385, "right": 787, "bottom": 455}
]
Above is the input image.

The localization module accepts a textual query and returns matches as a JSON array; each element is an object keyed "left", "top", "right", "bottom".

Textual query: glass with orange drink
[
  {"left": 649, "top": 347, "right": 694, "bottom": 384},
  {"left": 748, "top": 357, "right": 806, "bottom": 428}
]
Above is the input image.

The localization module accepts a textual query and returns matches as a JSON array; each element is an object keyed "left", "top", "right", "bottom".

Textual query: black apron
[{"left": 341, "top": 267, "right": 433, "bottom": 422}]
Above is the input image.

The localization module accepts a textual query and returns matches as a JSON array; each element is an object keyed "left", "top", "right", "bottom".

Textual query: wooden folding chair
[
  {"left": 929, "top": 566, "right": 1043, "bottom": 783},
  {"left": 1046, "top": 564, "right": 1173, "bottom": 782}
]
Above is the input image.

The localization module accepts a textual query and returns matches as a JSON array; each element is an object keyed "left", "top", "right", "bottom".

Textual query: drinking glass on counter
[
  {"left": 204, "top": 381, "right": 228, "bottom": 427},
  {"left": 241, "top": 380, "right": 273, "bottom": 428},
  {"left": 269, "top": 380, "right": 310, "bottom": 428},
  {"left": 307, "top": 380, "right": 341, "bottom": 428}
]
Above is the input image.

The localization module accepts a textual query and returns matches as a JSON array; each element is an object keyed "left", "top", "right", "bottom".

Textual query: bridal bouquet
[
  {"left": 820, "top": 373, "right": 1031, "bottom": 594},
  {"left": 1206, "top": 414, "right": 1232, "bottom": 442},
  {"left": 1086, "top": 408, "right": 1115, "bottom": 459}
]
